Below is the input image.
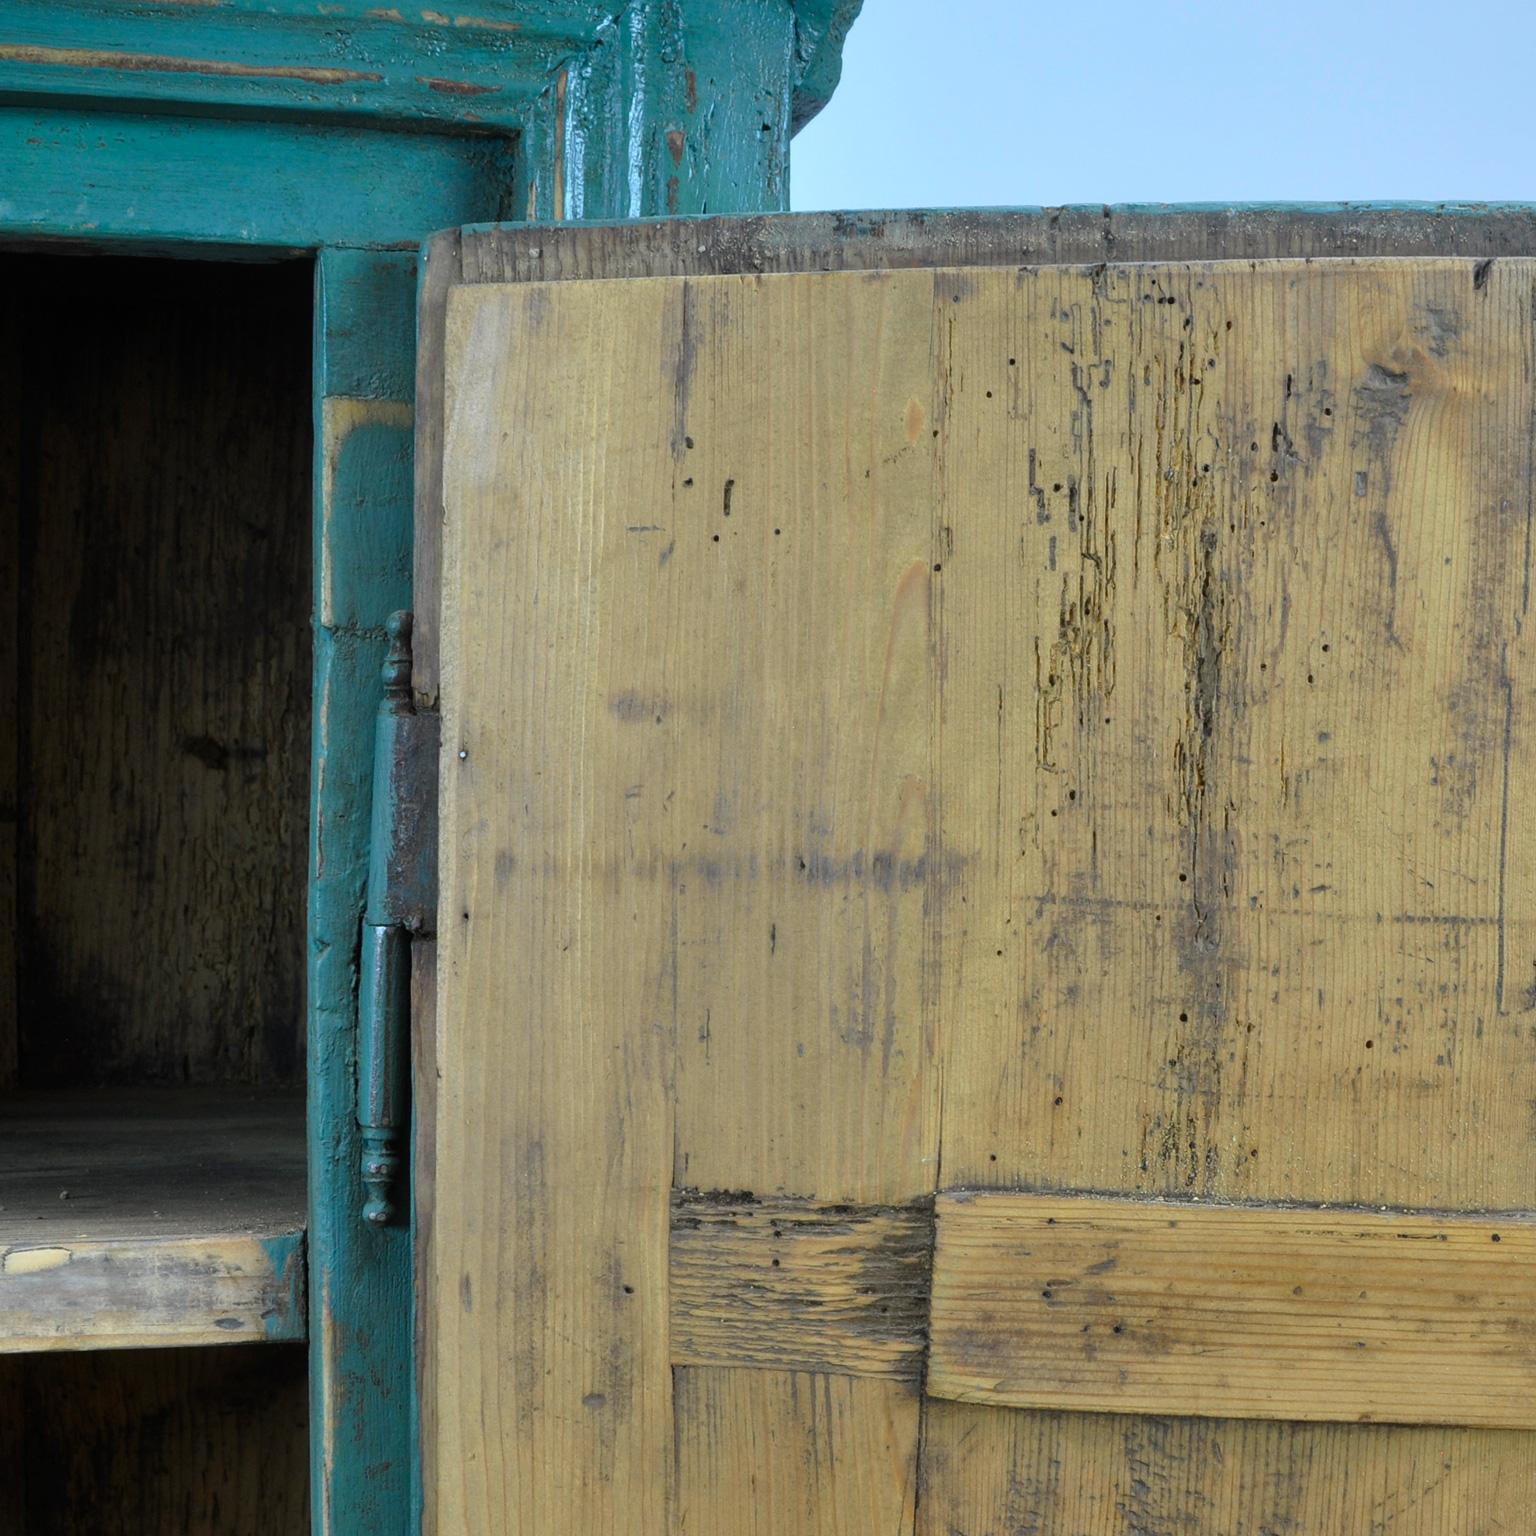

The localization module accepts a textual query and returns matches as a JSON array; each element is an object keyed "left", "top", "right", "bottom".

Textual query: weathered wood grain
[
  {"left": 917, "top": 1400, "right": 1536, "bottom": 1536},
  {"left": 0, "top": 1231, "right": 304, "bottom": 1353},
  {"left": 423, "top": 238, "right": 1536, "bottom": 1532},
  {"left": 928, "top": 1192, "right": 1536, "bottom": 1427},
  {"left": 10, "top": 255, "right": 311, "bottom": 1088},
  {"left": 917, "top": 253, "right": 1536, "bottom": 1519},
  {"left": 452, "top": 205, "right": 1536, "bottom": 284},
  {"left": 928, "top": 257, "right": 1536, "bottom": 1207},
  {"left": 430, "top": 266, "right": 946, "bottom": 1531},
  {"left": 432, "top": 276, "right": 681, "bottom": 1533},
  {"left": 15, "top": 1344, "right": 309, "bottom": 1535},
  {"left": 674, "top": 1367, "right": 918, "bottom": 1536},
  {"left": 0, "top": 1088, "right": 305, "bottom": 1350},
  {"left": 671, "top": 1193, "right": 931, "bottom": 1381}
]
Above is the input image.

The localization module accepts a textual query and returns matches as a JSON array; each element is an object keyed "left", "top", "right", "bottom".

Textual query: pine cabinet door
[{"left": 414, "top": 213, "right": 1536, "bottom": 1535}]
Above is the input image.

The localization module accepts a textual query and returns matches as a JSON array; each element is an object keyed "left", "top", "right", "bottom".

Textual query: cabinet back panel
[
  {"left": 0, "top": 254, "right": 312, "bottom": 1087},
  {"left": 0, "top": 1344, "right": 308, "bottom": 1535}
]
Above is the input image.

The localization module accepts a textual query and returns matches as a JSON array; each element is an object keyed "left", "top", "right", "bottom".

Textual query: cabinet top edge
[{"left": 430, "top": 205, "right": 1536, "bottom": 287}]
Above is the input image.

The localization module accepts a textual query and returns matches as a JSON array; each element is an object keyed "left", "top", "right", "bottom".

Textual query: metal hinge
[{"left": 358, "top": 611, "right": 438, "bottom": 1226}]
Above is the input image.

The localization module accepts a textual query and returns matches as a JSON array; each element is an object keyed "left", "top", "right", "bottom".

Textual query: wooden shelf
[{"left": 0, "top": 1089, "right": 306, "bottom": 1353}]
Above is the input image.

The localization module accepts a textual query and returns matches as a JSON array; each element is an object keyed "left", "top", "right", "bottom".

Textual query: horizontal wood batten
[
  {"left": 928, "top": 1193, "right": 1536, "bottom": 1428},
  {"left": 670, "top": 1193, "right": 932, "bottom": 1382}
]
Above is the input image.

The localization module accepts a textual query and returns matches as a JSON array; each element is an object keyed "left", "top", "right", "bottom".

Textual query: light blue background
[{"left": 793, "top": 0, "right": 1536, "bottom": 211}]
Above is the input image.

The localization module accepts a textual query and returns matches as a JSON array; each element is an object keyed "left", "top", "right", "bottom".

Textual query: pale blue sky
[{"left": 792, "top": 0, "right": 1536, "bottom": 211}]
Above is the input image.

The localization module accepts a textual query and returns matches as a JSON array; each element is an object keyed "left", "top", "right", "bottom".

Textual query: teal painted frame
[{"left": 0, "top": 1, "right": 857, "bottom": 1530}]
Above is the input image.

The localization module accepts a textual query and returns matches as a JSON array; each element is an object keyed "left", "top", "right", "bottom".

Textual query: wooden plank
[
  {"left": 918, "top": 1401, "right": 1536, "bottom": 1536},
  {"left": 0, "top": 1230, "right": 304, "bottom": 1352},
  {"left": 670, "top": 1194, "right": 931, "bottom": 1381},
  {"left": 654, "top": 268, "right": 942, "bottom": 1208},
  {"left": 0, "top": 1089, "right": 305, "bottom": 1350},
  {"left": 308, "top": 245, "right": 418, "bottom": 1536},
  {"left": 409, "top": 251, "right": 452, "bottom": 1522},
  {"left": 928, "top": 255, "right": 1536, "bottom": 1207},
  {"left": 674, "top": 1368, "right": 918, "bottom": 1536},
  {"left": 432, "top": 276, "right": 682, "bottom": 1534},
  {"left": 631, "top": 262, "right": 940, "bottom": 1526},
  {"left": 928, "top": 1192, "right": 1536, "bottom": 1427},
  {"left": 3, "top": 106, "right": 517, "bottom": 252},
  {"left": 451, "top": 207, "right": 1536, "bottom": 288},
  {"left": 429, "top": 266, "right": 948, "bottom": 1531},
  {"left": 914, "top": 253, "right": 1536, "bottom": 1514}
]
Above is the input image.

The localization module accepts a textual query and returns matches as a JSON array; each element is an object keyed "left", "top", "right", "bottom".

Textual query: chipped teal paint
[
  {"left": 259, "top": 1231, "right": 311, "bottom": 1343},
  {"left": 312, "top": 246, "right": 417, "bottom": 1536},
  {"left": 0, "top": 0, "right": 853, "bottom": 138},
  {"left": 0, "top": 106, "right": 517, "bottom": 251},
  {"left": 787, "top": 0, "right": 862, "bottom": 130},
  {"left": 0, "top": 0, "right": 621, "bottom": 130},
  {"left": 518, "top": 0, "right": 863, "bottom": 223}
]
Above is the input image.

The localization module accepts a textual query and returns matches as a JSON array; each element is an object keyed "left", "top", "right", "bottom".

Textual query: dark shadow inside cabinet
[{"left": 0, "top": 253, "right": 314, "bottom": 1533}]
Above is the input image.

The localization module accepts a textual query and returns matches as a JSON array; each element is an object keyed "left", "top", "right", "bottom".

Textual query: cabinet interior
[{"left": 0, "top": 252, "right": 314, "bottom": 1531}]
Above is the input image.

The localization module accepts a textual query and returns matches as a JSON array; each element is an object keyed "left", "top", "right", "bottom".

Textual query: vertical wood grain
[
  {"left": 932, "top": 259, "right": 1536, "bottom": 1211},
  {"left": 10, "top": 254, "right": 311, "bottom": 1088},
  {"left": 432, "top": 269, "right": 949, "bottom": 1533},
  {"left": 674, "top": 1368, "right": 918, "bottom": 1536},
  {"left": 918, "top": 1400, "right": 1536, "bottom": 1536},
  {"left": 923, "top": 258, "right": 1536, "bottom": 1529},
  {"left": 434, "top": 279, "right": 682, "bottom": 1534},
  {"left": 658, "top": 269, "right": 940, "bottom": 1527},
  {"left": 662, "top": 269, "right": 942, "bottom": 1208}
]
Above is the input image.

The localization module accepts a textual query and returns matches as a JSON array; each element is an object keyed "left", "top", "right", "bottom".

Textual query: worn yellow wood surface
[
  {"left": 915, "top": 253, "right": 1536, "bottom": 1527},
  {"left": 929, "top": 1192, "right": 1536, "bottom": 1426},
  {"left": 917, "top": 1401, "right": 1536, "bottom": 1536},
  {"left": 429, "top": 257, "right": 1536, "bottom": 1531},
  {"left": 674, "top": 1368, "right": 919, "bottom": 1536},
  {"left": 927, "top": 257, "right": 1536, "bottom": 1207},
  {"left": 670, "top": 1194, "right": 930, "bottom": 1381},
  {"left": 434, "top": 278, "right": 679, "bottom": 1534}
]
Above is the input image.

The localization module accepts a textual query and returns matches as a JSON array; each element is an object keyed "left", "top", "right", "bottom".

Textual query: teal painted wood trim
[
  {"left": 519, "top": 0, "right": 798, "bottom": 221},
  {"left": 0, "top": 0, "right": 859, "bottom": 139},
  {"left": 261, "top": 1230, "right": 311, "bottom": 1343},
  {"left": 0, "top": 0, "right": 623, "bottom": 131},
  {"left": 789, "top": 0, "right": 864, "bottom": 130},
  {"left": 310, "top": 246, "right": 418, "bottom": 1536},
  {"left": 0, "top": 105, "right": 516, "bottom": 253}
]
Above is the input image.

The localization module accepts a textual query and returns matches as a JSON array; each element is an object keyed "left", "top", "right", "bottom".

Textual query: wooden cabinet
[
  {"left": 7, "top": 11, "right": 1535, "bottom": 1535},
  {"left": 0, "top": 5, "right": 846, "bottom": 1532}
]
